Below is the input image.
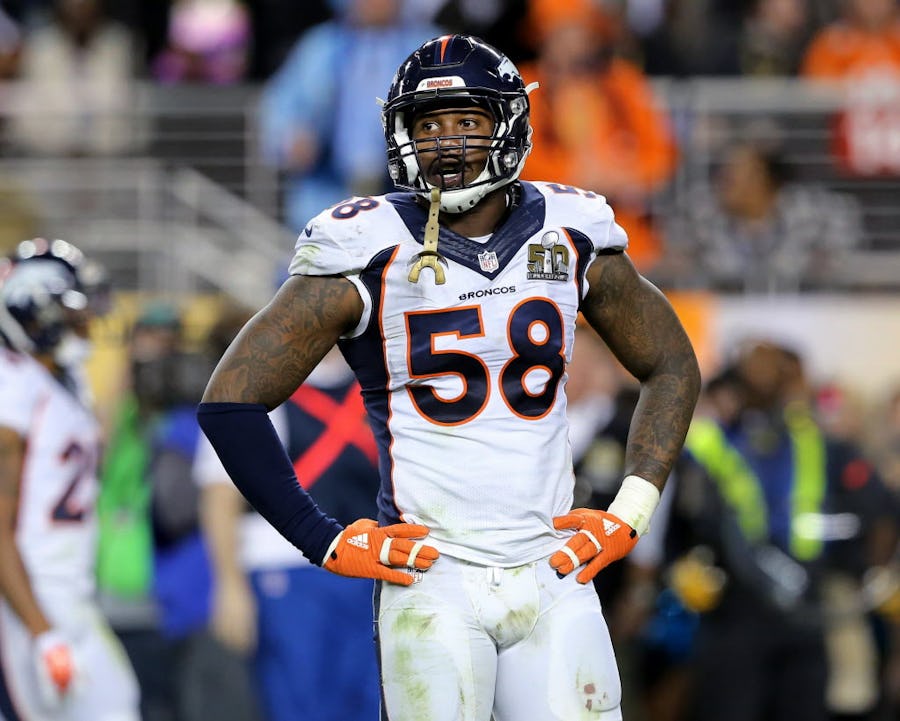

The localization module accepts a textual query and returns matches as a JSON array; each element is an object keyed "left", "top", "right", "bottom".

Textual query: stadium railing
[{"left": 0, "top": 78, "right": 897, "bottom": 302}]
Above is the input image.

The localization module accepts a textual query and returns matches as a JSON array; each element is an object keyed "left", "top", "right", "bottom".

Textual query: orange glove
[
  {"left": 33, "top": 630, "right": 77, "bottom": 707},
  {"left": 323, "top": 518, "right": 439, "bottom": 586},
  {"left": 550, "top": 508, "right": 638, "bottom": 584}
]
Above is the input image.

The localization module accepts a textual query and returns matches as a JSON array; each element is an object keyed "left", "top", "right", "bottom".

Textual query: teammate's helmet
[
  {"left": 383, "top": 35, "right": 535, "bottom": 213},
  {"left": 0, "top": 238, "right": 94, "bottom": 355}
]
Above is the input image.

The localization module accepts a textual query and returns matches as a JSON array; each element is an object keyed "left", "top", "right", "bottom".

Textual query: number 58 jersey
[{"left": 290, "top": 181, "right": 628, "bottom": 566}]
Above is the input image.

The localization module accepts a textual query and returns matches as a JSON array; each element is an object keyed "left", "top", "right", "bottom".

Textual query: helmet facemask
[{"left": 385, "top": 87, "right": 534, "bottom": 213}]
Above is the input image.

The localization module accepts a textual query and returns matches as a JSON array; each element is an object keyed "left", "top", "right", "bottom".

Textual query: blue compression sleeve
[{"left": 196, "top": 402, "right": 342, "bottom": 565}]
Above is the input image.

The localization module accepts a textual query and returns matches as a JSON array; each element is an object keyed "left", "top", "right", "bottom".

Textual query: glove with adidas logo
[
  {"left": 323, "top": 518, "right": 440, "bottom": 586},
  {"left": 550, "top": 508, "right": 638, "bottom": 584},
  {"left": 550, "top": 475, "right": 660, "bottom": 584}
]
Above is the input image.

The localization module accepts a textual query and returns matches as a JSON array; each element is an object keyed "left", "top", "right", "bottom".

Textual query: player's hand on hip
[
  {"left": 323, "top": 518, "right": 439, "bottom": 586},
  {"left": 32, "top": 630, "right": 78, "bottom": 707},
  {"left": 550, "top": 508, "right": 638, "bottom": 584}
]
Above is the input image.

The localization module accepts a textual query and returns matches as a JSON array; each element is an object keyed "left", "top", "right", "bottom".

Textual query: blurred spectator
[
  {"left": 661, "top": 138, "right": 863, "bottom": 292},
  {"left": 738, "top": 0, "right": 815, "bottom": 76},
  {"left": 98, "top": 301, "right": 261, "bottom": 721},
  {"left": 870, "top": 386, "right": 900, "bottom": 720},
  {"left": 152, "top": 0, "right": 250, "bottom": 85},
  {"left": 0, "top": 11, "right": 23, "bottom": 161},
  {"left": 519, "top": 0, "right": 678, "bottom": 271},
  {"left": 671, "top": 340, "right": 899, "bottom": 721},
  {"left": 258, "top": 0, "right": 440, "bottom": 233},
  {"left": 802, "top": 0, "right": 900, "bottom": 79},
  {"left": 801, "top": 0, "right": 900, "bottom": 175},
  {"left": 97, "top": 303, "right": 186, "bottom": 721},
  {"left": 8, "top": 0, "right": 141, "bottom": 156},
  {"left": 245, "top": 0, "right": 332, "bottom": 80},
  {"left": 434, "top": 0, "right": 533, "bottom": 65},
  {"left": 196, "top": 342, "right": 382, "bottom": 721},
  {"left": 814, "top": 381, "right": 868, "bottom": 445},
  {"left": 641, "top": 0, "right": 742, "bottom": 76},
  {"left": 871, "top": 385, "right": 900, "bottom": 496},
  {"left": 95, "top": 0, "right": 172, "bottom": 69},
  {"left": 0, "top": 7, "right": 22, "bottom": 78}
]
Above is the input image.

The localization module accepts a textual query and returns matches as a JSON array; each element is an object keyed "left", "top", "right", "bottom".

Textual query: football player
[
  {"left": 198, "top": 35, "right": 700, "bottom": 720},
  {"left": 0, "top": 239, "right": 139, "bottom": 721}
]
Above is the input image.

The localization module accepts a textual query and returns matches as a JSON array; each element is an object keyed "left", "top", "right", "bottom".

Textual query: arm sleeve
[
  {"left": 196, "top": 402, "right": 342, "bottom": 565},
  {"left": 193, "top": 405, "right": 288, "bottom": 488}
]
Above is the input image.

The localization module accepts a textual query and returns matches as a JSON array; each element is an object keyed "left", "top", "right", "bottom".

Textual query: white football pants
[{"left": 377, "top": 554, "right": 623, "bottom": 721}]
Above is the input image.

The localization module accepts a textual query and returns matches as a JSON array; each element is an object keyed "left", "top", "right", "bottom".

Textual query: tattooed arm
[
  {"left": 548, "top": 252, "right": 700, "bottom": 582},
  {"left": 202, "top": 274, "right": 363, "bottom": 407},
  {"left": 0, "top": 426, "right": 52, "bottom": 636},
  {"left": 197, "top": 275, "right": 360, "bottom": 565},
  {"left": 198, "top": 275, "right": 438, "bottom": 579},
  {"left": 580, "top": 253, "right": 701, "bottom": 491}
]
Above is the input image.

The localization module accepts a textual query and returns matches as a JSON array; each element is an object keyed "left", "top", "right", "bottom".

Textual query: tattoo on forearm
[
  {"left": 203, "top": 276, "right": 360, "bottom": 408},
  {"left": 625, "top": 371, "right": 698, "bottom": 484},
  {"left": 581, "top": 254, "right": 701, "bottom": 488}
]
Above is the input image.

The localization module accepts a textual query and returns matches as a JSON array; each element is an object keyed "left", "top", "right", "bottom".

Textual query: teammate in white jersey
[
  {"left": 0, "top": 239, "right": 139, "bottom": 721},
  {"left": 198, "top": 35, "right": 701, "bottom": 720}
]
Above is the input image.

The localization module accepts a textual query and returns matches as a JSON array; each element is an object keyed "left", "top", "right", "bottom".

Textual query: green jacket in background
[{"left": 96, "top": 394, "right": 153, "bottom": 598}]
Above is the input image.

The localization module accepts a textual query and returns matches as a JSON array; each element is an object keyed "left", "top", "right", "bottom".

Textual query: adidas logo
[
  {"left": 347, "top": 533, "right": 369, "bottom": 550},
  {"left": 602, "top": 518, "right": 621, "bottom": 536}
]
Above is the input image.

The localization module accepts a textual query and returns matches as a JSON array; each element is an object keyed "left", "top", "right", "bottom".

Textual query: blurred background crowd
[
  {"left": 0, "top": 0, "right": 899, "bottom": 720},
  {"left": 1, "top": 0, "right": 899, "bottom": 292}
]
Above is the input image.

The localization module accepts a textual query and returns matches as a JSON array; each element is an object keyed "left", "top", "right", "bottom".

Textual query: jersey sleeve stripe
[{"left": 561, "top": 227, "right": 597, "bottom": 301}]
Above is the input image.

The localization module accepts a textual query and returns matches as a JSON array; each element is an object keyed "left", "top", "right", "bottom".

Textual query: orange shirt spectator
[
  {"left": 801, "top": 0, "right": 900, "bottom": 175},
  {"left": 519, "top": 0, "right": 678, "bottom": 271},
  {"left": 802, "top": 14, "right": 900, "bottom": 79}
]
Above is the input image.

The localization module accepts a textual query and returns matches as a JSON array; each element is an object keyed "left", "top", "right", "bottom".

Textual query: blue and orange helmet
[
  {"left": 0, "top": 238, "right": 105, "bottom": 356},
  {"left": 382, "top": 35, "right": 536, "bottom": 213}
]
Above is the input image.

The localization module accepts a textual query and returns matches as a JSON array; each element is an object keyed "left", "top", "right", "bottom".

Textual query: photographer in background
[{"left": 97, "top": 301, "right": 259, "bottom": 721}]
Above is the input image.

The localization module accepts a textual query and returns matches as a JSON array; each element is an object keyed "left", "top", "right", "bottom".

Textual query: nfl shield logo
[{"left": 478, "top": 250, "right": 499, "bottom": 272}]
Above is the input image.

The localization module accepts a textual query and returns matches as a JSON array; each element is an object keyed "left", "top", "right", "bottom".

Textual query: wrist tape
[{"left": 606, "top": 475, "right": 660, "bottom": 537}]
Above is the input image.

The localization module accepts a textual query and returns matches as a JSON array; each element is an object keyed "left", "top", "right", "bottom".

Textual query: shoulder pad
[
  {"left": 528, "top": 181, "right": 628, "bottom": 254},
  {"left": 289, "top": 195, "right": 402, "bottom": 277}
]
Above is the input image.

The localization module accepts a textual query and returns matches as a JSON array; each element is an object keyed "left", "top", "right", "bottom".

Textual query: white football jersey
[
  {"left": 290, "top": 181, "right": 628, "bottom": 566},
  {"left": 0, "top": 348, "right": 100, "bottom": 600}
]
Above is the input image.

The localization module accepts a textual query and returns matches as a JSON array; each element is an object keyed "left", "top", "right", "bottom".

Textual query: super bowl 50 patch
[{"left": 527, "top": 231, "right": 569, "bottom": 281}]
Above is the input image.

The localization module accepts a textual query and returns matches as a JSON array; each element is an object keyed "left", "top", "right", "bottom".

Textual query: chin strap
[{"left": 408, "top": 188, "right": 447, "bottom": 285}]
